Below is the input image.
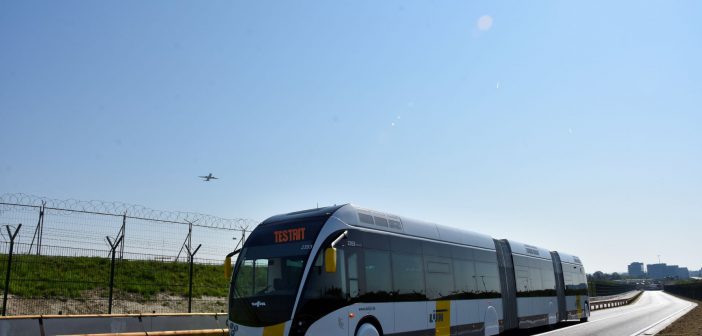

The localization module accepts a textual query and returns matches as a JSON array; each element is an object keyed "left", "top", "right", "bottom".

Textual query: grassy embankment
[{"left": 0, "top": 254, "right": 230, "bottom": 299}]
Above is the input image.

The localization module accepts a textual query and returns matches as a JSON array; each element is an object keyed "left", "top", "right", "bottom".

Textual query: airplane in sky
[{"left": 199, "top": 173, "right": 218, "bottom": 181}]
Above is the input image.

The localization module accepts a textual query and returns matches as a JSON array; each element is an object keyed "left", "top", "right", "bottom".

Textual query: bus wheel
[
  {"left": 580, "top": 304, "right": 589, "bottom": 322},
  {"left": 356, "top": 323, "right": 380, "bottom": 336}
]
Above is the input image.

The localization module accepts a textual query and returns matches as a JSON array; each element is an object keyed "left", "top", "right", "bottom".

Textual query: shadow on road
[{"left": 500, "top": 321, "right": 582, "bottom": 336}]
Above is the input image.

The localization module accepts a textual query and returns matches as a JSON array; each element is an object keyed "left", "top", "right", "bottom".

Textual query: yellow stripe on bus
[
  {"left": 576, "top": 294, "right": 582, "bottom": 319},
  {"left": 435, "top": 300, "right": 451, "bottom": 336},
  {"left": 262, "top": 322, "right": 285, "bottom": 336}
]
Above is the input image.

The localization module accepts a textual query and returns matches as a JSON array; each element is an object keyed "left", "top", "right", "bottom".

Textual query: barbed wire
[{"left": 0, "top": 193, "right": 258, "bottom": 230}]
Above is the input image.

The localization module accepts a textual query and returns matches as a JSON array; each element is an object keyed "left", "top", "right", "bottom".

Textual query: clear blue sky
[{"left": 1, "top": 1, "right": 700, "bottom": 273}]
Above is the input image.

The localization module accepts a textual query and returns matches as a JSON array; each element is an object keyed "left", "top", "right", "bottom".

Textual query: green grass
[{"left": 0, "top": 254, "right": 230, "bottom": 300}]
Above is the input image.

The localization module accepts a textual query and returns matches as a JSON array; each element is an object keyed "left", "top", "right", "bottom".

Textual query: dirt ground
[
  {"left": 657, "top": 296, "right": 702, "bottom": 336},
  {"left": 5, "top": 291, "right": 227, "bottom": 315}
]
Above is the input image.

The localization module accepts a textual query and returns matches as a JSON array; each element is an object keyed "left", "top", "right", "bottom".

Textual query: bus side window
[
  {"left": 514, "top": 255, "right": 531, "bottom": 295},
  {"left": 528, "top": 259, "right": 544, "bottom": 294},
  {"left": 474, "top": 249, "right": 501, "bottom": 297},
  {"left": 425, "top": 257, "right": 453, "bottom": 300},
  {"left": 453, "top": 258, "right": 478, "bottom": 298},
  {"left": 392, "top": 253, "right": 425, "bottom": 300},
  {"left": 302, "top": 249, "right": 346, "bottom": 299},
  {"left": 564, "top": 271, "right": 574, "bottom": 295},
  {"left": 423, "top": 241, "right": 454, "bottom": 300},
  {"left": 363, "top": 249, "right": 392, "bottom": 300},
  {"left": 312, "top": 251, "right": 323, "bottom": 274},
  {"left": 540, "top": 259, "right": 556, "bottom": 295},
  {"left": 475, "top": 261, "right": 500, "bottom": 295},
  {"left": 347, "top": 250, "right": 359, "bottom": 298}
]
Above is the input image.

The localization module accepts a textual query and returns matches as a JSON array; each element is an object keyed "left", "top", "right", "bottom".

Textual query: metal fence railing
[
  {"left": 0, "top": 194, "right": 257, "bottom": 316},
  {"left": 665, "top": 281, "right": 702, "bottom": 301},
  {"left": 588, "top": 280, "right": 638, "bottom": 297}
]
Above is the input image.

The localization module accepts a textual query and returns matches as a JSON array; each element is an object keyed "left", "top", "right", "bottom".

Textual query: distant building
[
  {"left": 647, "top": 263, "right": 669, "bottom": 280},
  {"left": 678, "top": 267, "right": 690, "bottom": 279},
  {"left": 628, "top": 262, "right": 645, "bottom": 278},
  {"left": 667, "top": 265, "right": 679, "bottom": 278},
  {"left": 646, "top": 263, "right": 690, "bottom": 280}
]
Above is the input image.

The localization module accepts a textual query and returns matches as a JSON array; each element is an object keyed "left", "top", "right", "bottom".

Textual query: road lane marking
[
  {"left": 535, "top": 307, "right": 653, "bottom": 336},
  {"left": 535, "top": 295, "right": 675, "bottom": 335},
  {"left": 627, "top": 301, "right": 697, "bottom": 336}
]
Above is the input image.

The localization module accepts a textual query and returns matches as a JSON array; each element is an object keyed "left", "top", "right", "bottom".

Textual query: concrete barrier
[
  {"left": 62, "top": 329, "right": 227, "bottom": 336},
  {"left": 0, "top": 313, "right": 228, "bottom": 336},
  {"left": 590, "top": 290, "right": 643, "bottom": 311}
]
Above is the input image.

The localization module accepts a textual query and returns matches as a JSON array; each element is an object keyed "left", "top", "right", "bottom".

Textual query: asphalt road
[{"left": 532, "top": 291, "right": 696, "bottom": 336}]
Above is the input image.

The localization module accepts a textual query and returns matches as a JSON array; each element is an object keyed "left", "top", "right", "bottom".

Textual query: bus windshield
[
  {"left": 229, "top": 217, "right": 326, "bottom": 327},
  {"left": 230, "top": 244, "right": 311, "bottom": 326}
]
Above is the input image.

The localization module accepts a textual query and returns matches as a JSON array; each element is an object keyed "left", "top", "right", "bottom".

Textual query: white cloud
[{"left": 477, "top": 15, "right": 493, "bottom": 31}]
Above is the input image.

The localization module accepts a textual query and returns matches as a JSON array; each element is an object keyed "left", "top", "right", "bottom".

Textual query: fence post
[
  {"left": 187, "top": 244, "right": 202, "bottom": 313},
  {"left": 106, "top": 235, "right": 123, "bottom": 314},
  {"left": 188, "top": 222, "right": 192, "bottom": 263},
  {"left": 120, "top": 212, "right": 126, "bottom": 260},
  {"left": 29, "top": 203, "right": 45, "bottom": 255},
  {"left": 2, "top": 224, "right": 22, "bottom": 316},
  {"left": 175, "top": 220, "right": 195, "bottom": 263}
]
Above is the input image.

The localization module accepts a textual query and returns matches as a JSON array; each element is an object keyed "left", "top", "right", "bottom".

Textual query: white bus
[{"left": 225, "top": 205, "right": 589, "bottom": 336}]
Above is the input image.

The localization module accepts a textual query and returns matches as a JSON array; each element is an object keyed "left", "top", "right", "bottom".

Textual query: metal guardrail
[
  {"left": 590, "top": 290, "right": 640, "bottom": 302},
  {"left": 590, "top": 290, "right": 643, "bottom": 311}
]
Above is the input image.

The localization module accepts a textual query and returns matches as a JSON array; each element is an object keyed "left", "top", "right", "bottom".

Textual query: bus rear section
[{"left": 552, "top": 251, "right": 589, "bottom": 322}]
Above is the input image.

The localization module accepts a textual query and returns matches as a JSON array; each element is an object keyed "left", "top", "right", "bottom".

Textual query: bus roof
[
  {"left": 506, "top": 239, "right": 553, "bottom": 260},
  {"left": 554, "top": 251, "right": 584, "bottom": 265},
  {"left": 260, "top": 204, "right": 584, "bottom": 265},
  {"left": 331, "top": 204, "right": 496, "bottom": 250},
  {"left": 261, "top": 204, "right": 345, "bottom": 226}
]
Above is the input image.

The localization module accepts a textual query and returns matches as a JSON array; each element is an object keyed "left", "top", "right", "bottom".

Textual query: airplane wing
[{"left": 210, "top": 176, "right": 218, "bottom": 179}]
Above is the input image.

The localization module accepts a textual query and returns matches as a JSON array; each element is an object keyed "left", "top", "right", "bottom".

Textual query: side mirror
[
  {"left": 224, "top": 256, "right": 232, "bottom": 279},
  {"left": 324, "top": 230, "right": 346, "bottom": 273},
  {"left": 224, "top": 249, "right": 241, "bottom": 280},
  {"left": 324, "top": 247, "right": 337, "bottom": 273}
]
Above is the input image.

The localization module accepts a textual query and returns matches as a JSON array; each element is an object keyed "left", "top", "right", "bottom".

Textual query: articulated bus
[{"left": 225, "top": 205, "right": 589, "bottom": 336}]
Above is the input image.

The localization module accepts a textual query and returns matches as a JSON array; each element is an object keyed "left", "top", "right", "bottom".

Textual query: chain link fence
[{"left": 0, "top": 193, "right": 257, "bottom": 316}]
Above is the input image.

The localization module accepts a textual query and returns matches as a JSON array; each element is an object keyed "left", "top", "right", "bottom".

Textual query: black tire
[
  {"left": 356, "top": 322, "right": 381, "bottom": 336},
  {"left": 580, "top": 303, "right": 590, "bottom": 322}
]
